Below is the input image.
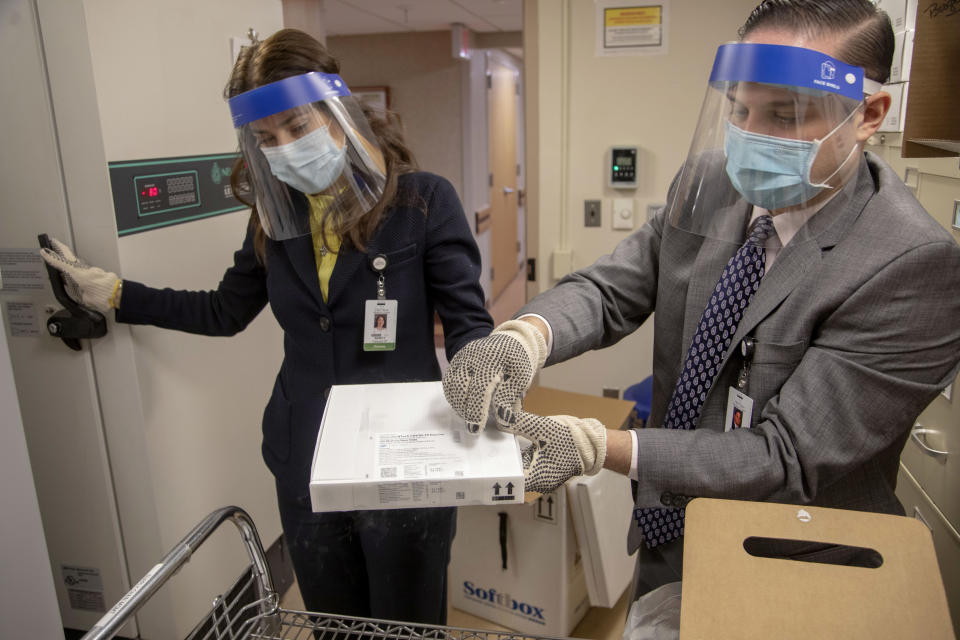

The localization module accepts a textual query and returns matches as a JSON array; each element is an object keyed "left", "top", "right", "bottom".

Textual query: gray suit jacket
[{"left": 520, "top": 152, "right": 960, "bottom": 554}]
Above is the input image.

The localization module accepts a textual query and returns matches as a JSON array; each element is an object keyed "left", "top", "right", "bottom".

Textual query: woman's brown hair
[{"left": 224, "top": 29, "right": 420, "bottom": 264}]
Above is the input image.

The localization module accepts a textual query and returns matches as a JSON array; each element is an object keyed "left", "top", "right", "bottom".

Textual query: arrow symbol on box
[{"left": 493, "top": 483, "right": 501, "bottom": 495}]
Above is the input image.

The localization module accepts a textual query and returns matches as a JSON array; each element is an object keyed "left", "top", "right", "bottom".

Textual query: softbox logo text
[{"left": 463, "top": 581, "right": 545, "bottom": 624}]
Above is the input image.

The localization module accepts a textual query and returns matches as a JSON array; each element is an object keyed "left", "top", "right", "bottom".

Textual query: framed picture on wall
[{"left": 352, "top": 86, "right": 390, "bottom": 113}]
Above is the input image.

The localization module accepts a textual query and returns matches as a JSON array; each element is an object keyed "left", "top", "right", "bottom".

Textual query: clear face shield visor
[
  {"left": 665, "top": 43, "right": 880, "bottom": 243},
  {"left": 228, "top": 72, "right": 387, "bottom": 241}
]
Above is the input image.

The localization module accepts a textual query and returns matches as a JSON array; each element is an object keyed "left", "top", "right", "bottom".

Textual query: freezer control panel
[
  {"left": 135, "top": 171, "right": 199, "bottom": 215},
  {"left": 109, "top": 153, "right": 247, "bottom": 236}
]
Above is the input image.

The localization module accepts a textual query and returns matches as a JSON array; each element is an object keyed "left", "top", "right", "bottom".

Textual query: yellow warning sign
[
  {"left": 602, "top": 4, "right": 664, "bottom": 50},
  {"left": 605, "top": 6, "right": 662, "bottom": 28}
]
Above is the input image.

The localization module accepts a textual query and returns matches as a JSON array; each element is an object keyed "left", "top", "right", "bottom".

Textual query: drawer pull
[{"left": 910, "top": 425, "right": 948, "bottom": 460}]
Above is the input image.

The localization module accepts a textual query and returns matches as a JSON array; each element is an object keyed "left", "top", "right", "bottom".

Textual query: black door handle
[{"left": 38, "top": 234, "right": 108, "bottom": 351}]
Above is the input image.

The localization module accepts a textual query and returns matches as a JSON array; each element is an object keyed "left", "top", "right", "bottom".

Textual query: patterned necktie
[{"left": 637, "top": 214, "right": 774, "bottom": 548}]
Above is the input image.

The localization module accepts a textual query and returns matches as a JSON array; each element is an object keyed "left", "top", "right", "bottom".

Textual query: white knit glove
[
  {"left": 443, "top": 319, "right": 548, "bottom": 434},
  {"left": 509, "top": 412, "right": 607, "bottom": 494},
  {"left": 39, "top": 237, "right": 120, "bottom": 313}
]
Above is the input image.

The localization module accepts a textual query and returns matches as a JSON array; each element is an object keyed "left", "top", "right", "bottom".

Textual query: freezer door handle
[
  {"left": 38, "top": 233, "right": 108, "bottom": 350},
  {"left": 910, "top": 424, "right": 948, "bottom": 460}
]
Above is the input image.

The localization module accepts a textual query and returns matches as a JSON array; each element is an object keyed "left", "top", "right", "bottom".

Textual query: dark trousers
[
  {"left": 631, "top": 538, "right": 684, "bottom": 600},
  {"left": 276, "top": 485, "right": 456, "bottom": 625}
]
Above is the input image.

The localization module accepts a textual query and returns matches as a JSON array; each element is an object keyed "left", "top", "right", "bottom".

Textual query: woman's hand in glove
[
  {"left": 442, "top": 319, "right": 548, "bottom": 434},
  {"left": 39, "top": 237, "right": 120, "bottom": 313},
  {"left": 508, "top": 411, "right": 607, "bottom": 494}
]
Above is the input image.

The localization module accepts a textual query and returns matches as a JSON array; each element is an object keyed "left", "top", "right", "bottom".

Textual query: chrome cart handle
[
  {"left": 910, "top": 424, "right": 949, "bottom": 460},
  {"left": 81, "top": 506, "right": 277, "bottom": 640}
]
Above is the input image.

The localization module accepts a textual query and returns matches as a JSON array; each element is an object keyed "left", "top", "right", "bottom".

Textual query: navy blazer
[{"left": 118, "top": 172, "right": 493, "bottom": 498}]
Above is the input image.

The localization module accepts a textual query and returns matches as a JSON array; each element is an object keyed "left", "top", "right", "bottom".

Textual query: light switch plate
[
  {"left": 612, "top": 198, "right": 634, "bottom": 230},
  {"left": 584, "top": 200, "right": 601, "bottom": 227}
]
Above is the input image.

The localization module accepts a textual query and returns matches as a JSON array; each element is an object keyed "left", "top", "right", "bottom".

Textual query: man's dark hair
[{"left": 739, "top": 0, "right": 895, "bottom": 83}]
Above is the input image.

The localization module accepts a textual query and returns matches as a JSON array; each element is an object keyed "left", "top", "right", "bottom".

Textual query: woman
[{"left": 41, "top": 28, "right": 493, "bottom": 624}]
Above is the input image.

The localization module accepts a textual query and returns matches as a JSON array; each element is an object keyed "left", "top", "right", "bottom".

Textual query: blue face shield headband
[
  {"left": 226, "top": 72, "right": 387, "bottom": 241},
  {"left": 228, "top": 71, "right": 351, "bottom": 127},
  {"left": 710, "top": 43, "right": 878, "bottom": 210}
]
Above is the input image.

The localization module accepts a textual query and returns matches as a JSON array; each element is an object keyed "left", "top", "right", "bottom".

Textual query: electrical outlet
[{"left": 584, "top": 200, "right": 601, "bottom": 227}]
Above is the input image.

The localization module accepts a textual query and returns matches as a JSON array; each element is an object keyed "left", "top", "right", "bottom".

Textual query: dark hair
[
  {"left": 739, "top": 0, "right": 895, "bottom": 83},
  {"left": 224, "top": 29, "right": 419, "bottom": 264}
]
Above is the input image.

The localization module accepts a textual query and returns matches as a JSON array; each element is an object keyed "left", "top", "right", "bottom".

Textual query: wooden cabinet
[{"left": 901, "top": 0, "right": 960, "bottom": 157}]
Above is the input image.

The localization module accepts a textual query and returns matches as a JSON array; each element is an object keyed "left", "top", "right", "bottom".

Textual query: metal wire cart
[{"left": 81, "top": 506, "right": 562, "bottom": 640}]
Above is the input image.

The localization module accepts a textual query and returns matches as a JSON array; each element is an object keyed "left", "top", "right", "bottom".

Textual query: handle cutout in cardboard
[{"left": 743, "top": 536, "right": 883, "bottom": 569}]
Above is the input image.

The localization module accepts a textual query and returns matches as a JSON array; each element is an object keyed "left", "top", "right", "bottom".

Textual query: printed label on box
[
  {"left": 377, "top": 480, "right": 448, "bottom": 505},
  {"left": 374, "top": 432, "right": 465, "bottom": 480}
]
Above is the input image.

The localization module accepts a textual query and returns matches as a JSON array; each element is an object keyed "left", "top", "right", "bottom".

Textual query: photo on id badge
[
  {"left": 724, "top": 387, "right": 754, "bottom": 432},
  {"left": 364, "top": 299, "right": 397, "bottom": 351}
]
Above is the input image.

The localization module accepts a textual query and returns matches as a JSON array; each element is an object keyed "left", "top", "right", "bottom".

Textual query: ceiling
[{"left": 323, "top": 0, "right": 523, "bottom": 36}]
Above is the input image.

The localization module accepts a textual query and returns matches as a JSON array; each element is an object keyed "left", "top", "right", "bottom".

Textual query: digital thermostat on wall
[{"left": 609, "top": 147, "right": 638, "bottom": 189}]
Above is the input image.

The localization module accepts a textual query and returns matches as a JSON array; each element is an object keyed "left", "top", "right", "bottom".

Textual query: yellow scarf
[{"left": 306, "top": 193, "right": 341, "bottom": 302}]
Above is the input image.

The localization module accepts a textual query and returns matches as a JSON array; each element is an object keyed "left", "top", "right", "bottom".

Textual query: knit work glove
[
  {"left": 509, "top": 412, "right": 607, "bottom": 495},
  {"left": 39, "top": 237, "right": 120, "bottom": 313},
  {"left": 443, "top": 319, "right": 548, "bottom": 434}
]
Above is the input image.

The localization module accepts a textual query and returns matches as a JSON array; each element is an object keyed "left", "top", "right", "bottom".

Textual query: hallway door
[{"left": 487, "top": 59, "right": 520, "bottom": 302}]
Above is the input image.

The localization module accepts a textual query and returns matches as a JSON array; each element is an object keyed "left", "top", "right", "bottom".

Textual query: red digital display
[{"left": 141, "top": 186, "right": 159, "bottom": 198}]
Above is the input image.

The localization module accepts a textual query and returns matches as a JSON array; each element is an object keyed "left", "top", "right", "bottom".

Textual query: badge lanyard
[
  {"left": 363, "top": 253, "right": 398, "bottom": 351},
  {"left": 724, "top": 337, "right": 755, "bottom": 431}
]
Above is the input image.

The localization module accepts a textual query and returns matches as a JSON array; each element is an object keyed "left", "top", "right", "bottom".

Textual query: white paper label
[
  {"left": 375, "top": 432, "right": 465, "bottom": 480},
  {"left": 0, "top": 249, "right": 46, "bottom": 294},
  {"left": 62, "top": 565, "right": 106, "bottom": 612},
  {"left": 5, "top": 301, "right": 41, "bottom": 337}
]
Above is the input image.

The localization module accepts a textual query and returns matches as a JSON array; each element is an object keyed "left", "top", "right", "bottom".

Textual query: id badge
[
  {"left": 724, "top": 386, "right": 754, "bottom": 432},
  {"left": 364, "top": 299, "right": 398, "bottom": 351}
]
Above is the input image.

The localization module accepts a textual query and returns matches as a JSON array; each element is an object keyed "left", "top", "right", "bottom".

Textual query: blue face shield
[
  {"left": 663, "top": 43, "right": 880, "bottom": 244},
  {"left": 228, "top": 72, "right": 387, "bottom": 241}
]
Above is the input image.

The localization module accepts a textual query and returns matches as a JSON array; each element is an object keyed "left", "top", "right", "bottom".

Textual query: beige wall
[
  {"left": 525, "top": 0, "right": 758, "bottom": 397},
  {"left": 328, "top": 31, "right": 464, "bottom": 197}
]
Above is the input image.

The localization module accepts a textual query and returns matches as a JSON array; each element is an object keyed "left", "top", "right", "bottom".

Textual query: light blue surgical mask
[
  {"left": 723, "top": 107, "right": 859, "bottom": 210},
  {"left": 260, "top": 125, "right": 347, "bottom": 195}
]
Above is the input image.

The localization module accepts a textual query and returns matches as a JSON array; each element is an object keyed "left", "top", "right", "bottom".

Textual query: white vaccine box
[
  {"left": 566, "top": 469, "right": 638, "bottom": 608},
  {"left": 310, "top": 381, "right": 524, "bottom": 512},
  {"left": 449, "top": 488, "right": 590, "bottom": 637}
]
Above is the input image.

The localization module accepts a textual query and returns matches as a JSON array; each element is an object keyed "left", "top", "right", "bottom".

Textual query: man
[{"left": 443, "top": 0, "right": 960, "bottom": 594}]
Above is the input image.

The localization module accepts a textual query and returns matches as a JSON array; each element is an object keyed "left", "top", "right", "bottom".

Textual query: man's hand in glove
[
  {"left": 443, "top": 319, "right": 548, "bottom": 434},
  {"left": 508, "top": 411, "right": 607, "bottom": 494},
  {"left": 39, "top": 237, "right": 120, "bottom": 313}
]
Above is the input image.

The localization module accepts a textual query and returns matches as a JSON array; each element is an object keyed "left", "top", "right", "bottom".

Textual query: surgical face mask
[
  {"left": 260, "top": 125, "right": 347, "bottom": 195},
  {"left": 723, "top": 106, "right": 860, "bottom": 210}
]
